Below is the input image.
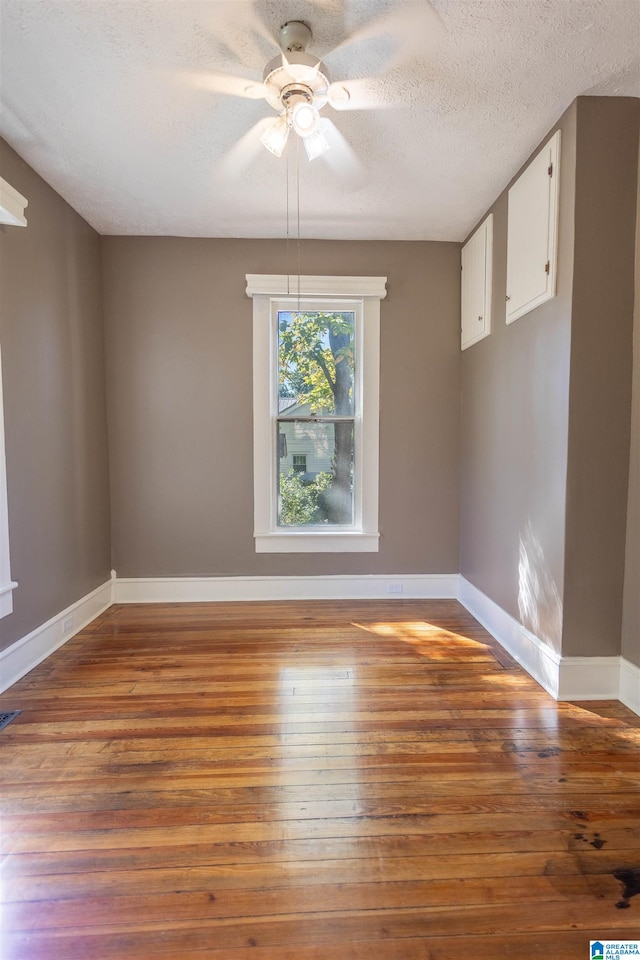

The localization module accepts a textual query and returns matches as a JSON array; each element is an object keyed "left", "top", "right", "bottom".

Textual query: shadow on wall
[{"left": 518, "top": 519, "right": 563, "bottom": 654}]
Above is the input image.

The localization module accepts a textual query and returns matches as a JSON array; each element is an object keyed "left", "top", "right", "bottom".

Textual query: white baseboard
[
  {"left": 556, "top": 656, "right": 622, "bottom": 701},
  {"left": 114, "top": 573, "right": 460, "bottom": 604},
  {"left": 0, "top": 578, "right": 114, "bottom": 693},
  {"left": 458, "top": 576, "right": 562, "bottom": 697},
  {"left": 458, "top": 576, "right": 639, "bottom": 715},
  {"left": 2, "top": 572, "right": 637, "bottom": 717},
  {"left": 620, "top": 657, "right": 640, "bottom": 715}
]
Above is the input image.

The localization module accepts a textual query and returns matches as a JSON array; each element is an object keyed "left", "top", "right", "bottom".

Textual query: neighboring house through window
[{"left": 247, "top": 274, "right": 386, "bottom": 552}]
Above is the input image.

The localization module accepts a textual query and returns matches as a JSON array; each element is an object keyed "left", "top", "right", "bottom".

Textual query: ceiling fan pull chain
[
  {"left": 286, "top": 138, "right": 290, "bottom": 296},
  {"left": 297, "top": 135, "right": 302, "bottom": 310}
]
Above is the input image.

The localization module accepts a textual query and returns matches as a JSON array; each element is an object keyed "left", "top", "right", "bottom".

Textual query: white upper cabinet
[
  {"left": 461, "top": 214, "right": 493, "bottom": 350},
  {"left": 506, "top": 130, "right": 560, "bottom": 325}
]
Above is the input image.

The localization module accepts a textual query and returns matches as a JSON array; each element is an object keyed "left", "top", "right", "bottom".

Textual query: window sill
[{"left": 255, "top": 532, "right": 380, "bottom": 553}]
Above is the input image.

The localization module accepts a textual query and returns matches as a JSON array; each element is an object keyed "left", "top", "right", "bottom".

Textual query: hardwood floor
[{"left": 1, "top": 600, "right": 639, "bottom": 959}]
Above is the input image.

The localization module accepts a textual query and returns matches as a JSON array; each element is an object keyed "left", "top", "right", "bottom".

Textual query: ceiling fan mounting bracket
[{"left": 279, "top": 21, "right": 312, "bottom": 54}]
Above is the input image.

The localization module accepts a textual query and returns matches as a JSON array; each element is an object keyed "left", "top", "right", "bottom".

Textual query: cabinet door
[
  {"left": 506, "top": 130, "right": 560, "bottom": 324},
  {"left": 461, "top": 214, "right": 492, "bottom": 350}
]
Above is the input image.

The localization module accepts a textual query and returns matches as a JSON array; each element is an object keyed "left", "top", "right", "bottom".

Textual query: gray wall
[
  {"left": 101, "top": 237, "right": 461, "bottom": 578},
  {"left": 0, "top": 138, "right": 111, "bottom": 651},
  {"left": 562, "top": 98, "right": 639, "bottom": 658},
  {"left": 460, "top": 104, "right": 577, "bottom": 654},
  {"left": 460, "top": 97, "right": 639, "bottom": 660},
  {"left": 621, "top": 137, "right": 640, "bottom": 669}
]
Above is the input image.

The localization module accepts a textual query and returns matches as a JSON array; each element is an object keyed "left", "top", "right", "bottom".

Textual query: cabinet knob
[
  {"left": 505, "top": 295, "right": 511, "bottom": 301},
  {"left": 477, "top": 315, "right": 483, "bottom": 322}
]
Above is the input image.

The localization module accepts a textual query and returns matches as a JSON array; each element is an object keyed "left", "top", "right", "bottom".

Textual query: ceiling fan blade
[
  {"left": 178, "top": 70, "right": 265, "bottom": 101},
  {"left": 385, "top": 0, "right": 444, "bottom": 69},
  {"left": 317, "top": 118, "right": 367, "bottom": 189},
  {"left": 214, "top": 117, "right": 274, "bottom": 181},
  {"left": 246, "top": 0, "right": 281, "bottom": 50},
  {"left": 326, "top": 0, "right": 443, "bottom": 74},
  {"left": 201, "top": 0, "right": 278, "bottom": 70},
  {"left": 327, "top": 78, "right": 401, "bottom": 112}
]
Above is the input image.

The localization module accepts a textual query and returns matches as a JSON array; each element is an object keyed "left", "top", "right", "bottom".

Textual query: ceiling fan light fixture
[
  {"left": 291, "top": 101, "right": 319, "bottom": 137},
  {"left": 303, "top": 128, "right": 330, "bottom": 161},
  {"left": 260, "top": 113, "right": 290, "bottom": 157}
]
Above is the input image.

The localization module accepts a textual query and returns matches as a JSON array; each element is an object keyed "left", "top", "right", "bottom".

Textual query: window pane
[
  {"left": 278, "top": 311, "right": 355, "bottom": 416},
  {"left": 277, "top": 420, "right": 354, "bottom": 526}
]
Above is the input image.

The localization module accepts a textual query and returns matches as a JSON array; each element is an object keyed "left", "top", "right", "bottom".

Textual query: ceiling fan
[
  {"left": 187, "top": 1, "right": 443, "bottom": 172},
  {"left": 259, "top": 20, "right": 347, "bottom": 161}
]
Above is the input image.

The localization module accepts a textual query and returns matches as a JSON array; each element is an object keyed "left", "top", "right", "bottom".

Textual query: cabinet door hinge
[
  {"left": 548, "top": 163, "right": 553, "bottom": 177},
  {"left": 544, "top": 260, "right": 550, "bottom": 274}
]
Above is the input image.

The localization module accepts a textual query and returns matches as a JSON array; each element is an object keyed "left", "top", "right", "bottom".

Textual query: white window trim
[
  {"left": 0, "top": 176, "right": 28, "bottom": 227},
  {"left": 247, "top": 274, "right": 386, "bottom": 553},
  {"left": 0, "top": 345, "right": 17, "bottom": 617}
]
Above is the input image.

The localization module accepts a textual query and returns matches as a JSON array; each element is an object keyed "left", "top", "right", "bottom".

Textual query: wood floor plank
[
  {"left": 0, "top": 931, "right": 623, "bottom": 960},
  {"left": 0, "top": 873, "right": 625, "bottom": 929},
  {"left": 4, "top": 849, "right": 637, "bottom": 901},
  {"left": 4, "top": 824, "right": 639, "bottom": 882},
  {"left": 4, "top": 795, "right": 640, "bottom": 840},
  {"left": 1, "top": 599, "right": 638, "bottom": 959},
  {"left": 3, "top": 776, "right": 639, "bottom": 815},
  {"left": 3, "top": 899, "right": 638, "bottom": 956}
]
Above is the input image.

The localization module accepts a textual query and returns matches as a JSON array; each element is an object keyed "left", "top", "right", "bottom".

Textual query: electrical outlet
[
  {"left": 62, "top": 616, "right": 74, "bottom": 634},
  {"left": 387, "top": 582, "right": 403, "bottom": 595}
]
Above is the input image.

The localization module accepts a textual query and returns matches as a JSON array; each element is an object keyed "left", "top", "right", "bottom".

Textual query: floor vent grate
[{"left": 0, "top": 710, "right": 21, "bottom": 731}]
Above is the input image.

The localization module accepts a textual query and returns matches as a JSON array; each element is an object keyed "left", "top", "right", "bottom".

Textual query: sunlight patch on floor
[{"left": 350, "top": 620, "right": 498, "bottom": 662}]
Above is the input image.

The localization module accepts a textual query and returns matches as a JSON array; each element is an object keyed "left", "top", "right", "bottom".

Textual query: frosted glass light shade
[
  {"left": 260, "top": 114, "right": 290, "bottom": 157},
  {"left": 303, "top": 128, "right": 330, "bottom": 161}
]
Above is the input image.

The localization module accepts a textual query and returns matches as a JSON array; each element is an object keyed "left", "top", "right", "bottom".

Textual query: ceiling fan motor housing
[
  {"left": 262, "top": 53, "right": 330, "bottom": 111},
  {"left": 263, "top": 22, "right": 330, "bottom": 113},
  {"left": 280, "top": 83, "right": 313, "bottom": 109}
]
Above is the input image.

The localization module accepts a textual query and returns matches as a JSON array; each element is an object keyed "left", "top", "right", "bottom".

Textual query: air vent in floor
[{"left": 0, "top": 710, "right": 20, "bottom": 731}]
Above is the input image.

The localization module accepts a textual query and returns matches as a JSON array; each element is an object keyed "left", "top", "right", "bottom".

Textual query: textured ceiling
[{"left": 0, "top": 0, "right": 638, "bottom": 240}]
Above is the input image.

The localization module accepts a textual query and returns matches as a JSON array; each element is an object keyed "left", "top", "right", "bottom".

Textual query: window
[{"left": 247, "top": 274, "right": 386, "bottom": 552}]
